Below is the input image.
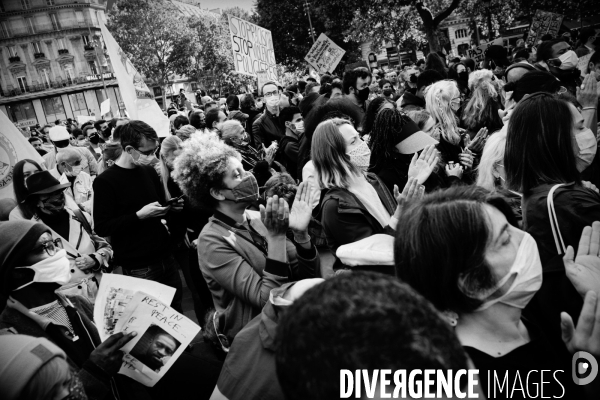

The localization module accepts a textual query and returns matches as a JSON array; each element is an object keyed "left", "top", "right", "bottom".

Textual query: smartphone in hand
[{"left": 165, "top": 195, "right": 184, "bottom": 206}]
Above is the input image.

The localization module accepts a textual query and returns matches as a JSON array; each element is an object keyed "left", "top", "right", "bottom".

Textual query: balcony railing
[
  {"left": 8, "top": 56, "right": 21, "bottom": 63},
  {"left": 58, "top": 49, "right": 69, "bottom": 55},
  {"left": 0, "top": 20, "right": 100, "bottom": 39},
  {"left": 83, "top": 44, "right": 95, "bottom": 51},
  {"left": 2, "top": 74, "right": 112, "bottom": 98},
  {"left": 34, "top": 52, "right": 46, "bottom": 59}
]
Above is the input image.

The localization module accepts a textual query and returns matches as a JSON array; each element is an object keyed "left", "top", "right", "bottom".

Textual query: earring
[{"left": 441, "top": 310, "right": 459, "bottom": 327}]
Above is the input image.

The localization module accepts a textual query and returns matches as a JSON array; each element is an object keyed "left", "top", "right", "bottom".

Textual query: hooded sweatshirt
[{"left": 216, "top": 283, "right": 295, "bottom": 400}]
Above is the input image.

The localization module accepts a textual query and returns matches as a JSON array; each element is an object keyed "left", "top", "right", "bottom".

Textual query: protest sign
[
  {"left": 115, "top": 292, "right": 201, "bottom": 387},
  {"left": 0, "top": 111, "right": 44, "bottom": 200},
  {"left": 100, "top": 99, "right": 111, "bottom": 117},
  {"left": 305, "top": 33, "right": 346, "bottom": 74},
  {"left": 76, "top": 115, "right": 97, "bottom": 126},
  {"left": 466, "top": 43, "right": 490, "bottom": 63},
  {"left": 228, "top": 15, "right": 277, "bottom": 81},
  {"left": 257, "top": 70, "right": 270, "bottom": 95},
  {"left": 94, "top": 274, "right": 176, "bottom": 342},
  {"left": 99, "top": 19, "right": 170, "bottom": 137},
  {"left": 525, "top": 10, "right": 564, "bottom": 47}
]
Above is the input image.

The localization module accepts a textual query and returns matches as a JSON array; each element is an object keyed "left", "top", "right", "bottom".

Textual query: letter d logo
[{"left": 572, "top": 351, "right": 598, "bottom": 385}]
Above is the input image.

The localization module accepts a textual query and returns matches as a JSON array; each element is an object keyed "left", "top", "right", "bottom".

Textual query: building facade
[
  {"left": 0, "top": 0, "right": 125, "bottom": 128},
  {"left": 439, "top": 15, "right": 473, "bottom": 57}
]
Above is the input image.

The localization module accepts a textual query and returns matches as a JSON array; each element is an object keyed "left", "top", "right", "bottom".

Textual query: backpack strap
[
  {"left": 72, "top": 207, "right": 93, "bottom": 237},
  {"left": 547, "top": 183, "right": 567, "bottom": 255}
]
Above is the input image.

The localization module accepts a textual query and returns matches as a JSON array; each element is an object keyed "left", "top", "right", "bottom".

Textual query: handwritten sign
[
  {"left": 115, "top": 292, "right": 200, "bottom": 387},
  {"left": 94, "top": 274, "right": 176, "bottom": 342},
  {"left": 256, "top": 70, "right": 270, "bottom": 95},
  {"left": 578, "top": 51, "right": 594, "bottom": 74},
  {"left": 228, "top": 15, "right": 277, "bottom": 80},
  {"left": 466, "top": 43, "right": 490, "bottom": 63},
  {"left": 525, "top": 10, "right": 564, "bottom": 47},
  {"left": 305, "top": 33, "right": 346, "bottom": 74}
]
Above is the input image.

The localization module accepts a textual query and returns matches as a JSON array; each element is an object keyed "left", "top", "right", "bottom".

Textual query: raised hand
[
  {"left": 289, "top": 182, "right": 315, "bottom": 234},
  {"left": 561, "top": 291, "right": 600, "bottom": 356},
  {"left": 467, "top": 127, "right": 489, "bottom": 153},
  {"left": 564, "top": 221, "right": 600, "bottom": 298},
  {"left": 393, "top": 177, "right": 424, "bottom": 220},
  {"left": 407, "top": 145, "right": 439, "bottom": 184},
  {"left": 445, "top": 163, "right": 464, "bottom": 179},
  {"left": 260, "top": 195, "right": 289, "bottom": 239},
  {"left": 577, "top": 71, "right": 598, "bottom": 109}
]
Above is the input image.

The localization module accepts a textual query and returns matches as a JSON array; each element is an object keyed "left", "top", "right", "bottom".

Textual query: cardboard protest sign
[
  {"left": 257, "top": 70, "right": 270, "bottom": 95},
  {"left": 100, "top": 99, "right": 111, "bottom": 117},
  {"left": 228, "top": 15, "right": 277, "bottom": 81},
  {"left": 115, "top": 292, "right": 201, "bottom": 387},
  {"left": 94, "top": 274, "right": 176, "bottom": 342},
  {"left": 305, "top": 33, "right": 346, "bottom": 74},
  {"left": 466, "top": 43, "right": 490, "bottom": 63},
  {"left": 525, "top": 10, "right": 564, "bottom": 47}
]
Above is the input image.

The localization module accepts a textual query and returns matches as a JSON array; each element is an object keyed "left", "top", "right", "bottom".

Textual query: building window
[
  {"left": 82, "top": 35, "right": 91, "bottom": 46},
  {"left": 25, "top": 17, "right": 35, "bottom": 34},
  {"left": 46, "top": 0, "right": 55, "bottom": 5},
  {"left": 0, "top": 21, "right": 11, "bottom": 39},
  {"left": 42, "top": 96, "right": 67, "bottom": 122},
  {"left": 64, "top": 65, "right": 75, "bottom": 84},
  {"left": 32, "top": 41, "right": 42, "bottom": 54},
  {"left": 455, "top": 29, "right": 468, "bottom": 39},
  {"left": 40, "top": 69, "right": 51, "bottom": 89},
  {"left": 88, "top": 60, "right": 98, "bottom": 75},
  {"left": 17, "top": 76, "right": 29, "bottom": 93},
  {"left": 21, "top": 0, "right": 31, "bottom": 10},
  {"left": 50, "top": 14, "right": 60, "bottom": 31},
  {"left": 57, "top": 37, "right": 66, "bottom": 50},
  {"left": 69, "top": 93, "right": 88, "bottom": 116},
  {"left": 8, "top": 46, "right": 18, "bottom": 57},
  {"left": 7, "top": 101, "right": 37, "bottom": 125},
  {"left": 75, "top": 11, "right": 85, "bottom": 26}
]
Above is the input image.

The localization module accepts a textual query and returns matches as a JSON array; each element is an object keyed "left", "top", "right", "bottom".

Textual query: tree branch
[
  {"left": 415, "top": 2, "right": 433, "bottom": 26},
  {"left": 433, "top": 0, "right": 462, "bottom": 26}
]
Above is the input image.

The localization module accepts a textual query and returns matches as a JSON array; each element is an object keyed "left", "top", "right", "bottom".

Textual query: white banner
[
  {"left": 99, "top": 19, "right": 170, "bottom": 137},
  {"left": 227, "top": 15, "right": 277, "bottom": 81},
  {"left": 100, "top": 98, "right": 111, "bottom": 117},
  {"left": 0, "top": 111, "right": 45, "bottom": 200},
  {"left": 304, "top": 33, "right": 346, "bottom": 74}
]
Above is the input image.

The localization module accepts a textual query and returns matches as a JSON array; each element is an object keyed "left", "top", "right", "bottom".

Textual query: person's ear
[
  {"left": 209, "top": 187, "right": 226, "bottom": 201},
  {"left": 284, "top": 121, "right": 292, "bottom": 130}
]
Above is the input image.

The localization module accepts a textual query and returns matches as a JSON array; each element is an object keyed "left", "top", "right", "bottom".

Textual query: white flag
[
  {"left": 99, "top": 19, "right": 169, "bottom": 137},
  {"left": 0, "top": 111, "right": 45, "bottom": 199}
]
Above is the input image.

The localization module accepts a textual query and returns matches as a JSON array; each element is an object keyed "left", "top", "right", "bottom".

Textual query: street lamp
[{"left": 483, "top": 0, "right": 493, "bottom": 41}]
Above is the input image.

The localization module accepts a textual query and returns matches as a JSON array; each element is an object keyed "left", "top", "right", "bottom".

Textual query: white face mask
[
  {"left": 67, "top": 165, "right": 82, "bottom": 177},
  {"left": 347, "top": 140, "right": 371, "bottom": 172},
  {"left": 474, "top": 232, "right": 542, "bottom": 311},
  {"left": 575, "top": 128, "right": 597, "bottom": 170},
  {"left": 558, "top": 50, "right": 579, "bottom": 70},
  {"left": 14, "top": 249, "right": 71, "bottom": 291},
  {"left": 294, "top": 121, "right": 305, "bottom": 134},
  {"left": 132, "top": 149, "right": 159, "bottom": 166},
  {"left": 266, "top": 95, "right": 280, "bottom": 108}
]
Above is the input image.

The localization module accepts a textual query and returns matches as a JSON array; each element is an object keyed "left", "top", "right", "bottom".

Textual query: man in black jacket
[
  {"left": 93, "top": 121, "right": 183, "bottom": 312},
  {"left": 253, "top": 81, "right": 285, "bottom": 148}
]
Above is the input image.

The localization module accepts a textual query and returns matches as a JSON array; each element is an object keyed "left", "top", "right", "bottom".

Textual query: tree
[
  {"left": 107, "top": 0, "right": 196, "bottom": 108},
  {"left": 254, "top": 0, "right": 362, "bottom": 74}
]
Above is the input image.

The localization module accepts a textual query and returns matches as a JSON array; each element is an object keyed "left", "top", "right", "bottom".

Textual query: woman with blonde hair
[
  {"left": 461, "top": 69, "right": 503, "bottom": 135},
  {"left": 425, "top": 80, "right": 476, "bottom": 183},
  {"left": 475, "top": 131, "right": 522, "bottom": 222},
  {"left": 313, "top": 118, "right": 421, "bottom": 273}
]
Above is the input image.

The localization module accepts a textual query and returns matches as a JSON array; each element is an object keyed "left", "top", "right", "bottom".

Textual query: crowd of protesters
[{"left": 2, "top": 28, "right": 600, "bottom": 400}]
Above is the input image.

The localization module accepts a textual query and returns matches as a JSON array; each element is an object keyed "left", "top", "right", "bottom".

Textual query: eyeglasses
[
  {"left": 212, "top": 311, "right": 230, "bottom": 353},
  {"left": 32, "top": 238, "right": 63, "bottom": 256},
  {"left": 131, "top": 145, "right": 157, "bottom": 156},
  {"left": 264, "top": 90, "right": 279, "bottom": 98}
]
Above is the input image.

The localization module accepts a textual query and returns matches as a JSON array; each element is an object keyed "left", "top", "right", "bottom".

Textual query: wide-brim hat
[
  {"left": 396, "top": 119, "right": 439, "bottom": 155},
  {"left": 24, "top": 171, "right": 70, "bottom": 199}
]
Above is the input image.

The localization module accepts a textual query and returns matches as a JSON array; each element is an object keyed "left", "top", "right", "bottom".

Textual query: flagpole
[{"left": 89, "top": 23, "right": 112, "bottom": 118}]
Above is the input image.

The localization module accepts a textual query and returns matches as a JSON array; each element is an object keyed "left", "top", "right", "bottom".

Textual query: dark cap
[{"left": 24, "top": 171, "right": 70, "bottom": 200}]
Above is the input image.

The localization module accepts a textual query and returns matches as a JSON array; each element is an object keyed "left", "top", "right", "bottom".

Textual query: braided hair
[{"left": 369, "top": 108, "right": 409, "bottom": 170}]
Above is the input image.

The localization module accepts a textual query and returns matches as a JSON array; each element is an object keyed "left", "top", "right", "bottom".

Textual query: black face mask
[
  {"left": 356, "top": 87, "right": 370, "bottom": 102},
  {"left": 458, "top": 72, "right": 468, "bottom": 82},
  {"left": 89, "top": 133, "right": 100, "bottom": 145}
]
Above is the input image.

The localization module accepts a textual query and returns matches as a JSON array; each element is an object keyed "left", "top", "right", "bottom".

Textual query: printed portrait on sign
[{"left": 129, "top": 324, "right": 181, "bottom": 372}]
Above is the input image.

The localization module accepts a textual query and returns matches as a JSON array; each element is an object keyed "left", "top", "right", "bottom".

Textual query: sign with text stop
[{"left": 227, "top": 15, "right": 277, "bottom": 81}]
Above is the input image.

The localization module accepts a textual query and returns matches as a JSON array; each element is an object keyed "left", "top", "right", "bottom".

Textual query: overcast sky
[{"left": 202, "top": 0, "right": 255, "bottom": 13}]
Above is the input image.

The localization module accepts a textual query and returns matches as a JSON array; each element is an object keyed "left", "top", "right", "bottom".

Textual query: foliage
[
  {"left": 254, "top": 0, "right": 363, "bottom": 75},
  {"left": 106, "top": 0, "right": 195, "bottom": 92}
]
